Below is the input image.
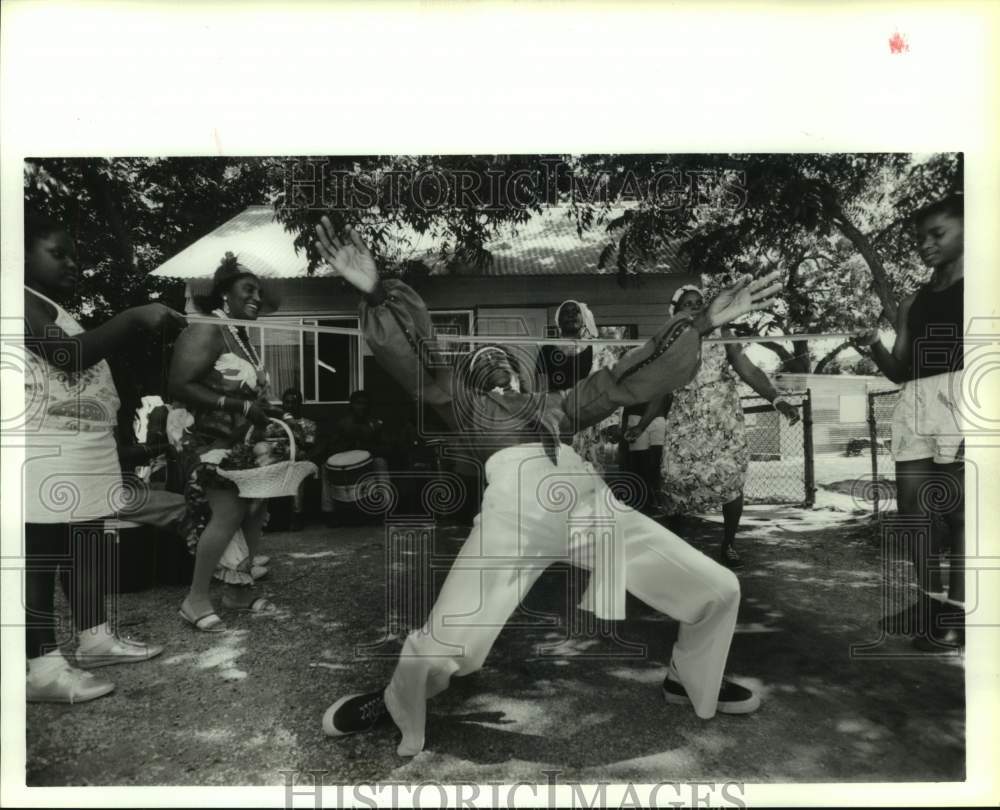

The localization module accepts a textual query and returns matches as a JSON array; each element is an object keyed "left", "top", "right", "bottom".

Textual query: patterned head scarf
[{"left": 554, "top": 299, "right": 599, "bottom": 339}]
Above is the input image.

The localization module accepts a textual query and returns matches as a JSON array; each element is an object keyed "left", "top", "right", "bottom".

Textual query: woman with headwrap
[
  {"left": 652, "top": 284, "right": 800, "bottom": 568},
  {"left": 536, "top": 299, "right": 628, "bottom": 472},
  {"left": 535, "top": 300, "right": 597, "bottom": 392}
]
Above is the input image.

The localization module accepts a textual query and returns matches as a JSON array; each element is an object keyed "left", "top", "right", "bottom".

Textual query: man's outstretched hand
[
  {"left": 315, "top": 218, "right": 378, "bottom": 294},
  {"left": 701, "top": 271, "right": 783, "bottom": 333}
]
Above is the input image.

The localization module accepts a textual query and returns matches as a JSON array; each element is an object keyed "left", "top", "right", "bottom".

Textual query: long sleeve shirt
[{"left": 360, "top": 280, "right": 704, "bottom": 466}]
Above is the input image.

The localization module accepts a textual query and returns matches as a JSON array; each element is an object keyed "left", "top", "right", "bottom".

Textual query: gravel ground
[{"left": 26, "top": 504, "right": 964, "bottom": 786}]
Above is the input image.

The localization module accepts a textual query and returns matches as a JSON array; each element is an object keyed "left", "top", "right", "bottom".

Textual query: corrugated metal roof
[
  {"left": 151, "top": 206, "right": 317, "bottom": 281},
  {"left": 151, "top": 205, "right": 686, "bottom": 280}
]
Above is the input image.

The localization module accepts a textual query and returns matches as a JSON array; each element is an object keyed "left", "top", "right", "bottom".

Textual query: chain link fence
[
  {"left": 867, "top": 389, "right": 901, "bottom": 516},
  {"left": 741, "top": 390, "right": 815, "bottom": 506}
]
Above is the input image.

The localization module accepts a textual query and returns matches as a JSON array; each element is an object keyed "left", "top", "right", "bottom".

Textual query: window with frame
[
  {"left": 429, "top": 309, "right": 473, "bottom": 366},
  {"left": 248, "top": 316, "right": 363, "bottom": 404},
  {"left": 545, "top": 324, "right": 638, "bottom": 340}
]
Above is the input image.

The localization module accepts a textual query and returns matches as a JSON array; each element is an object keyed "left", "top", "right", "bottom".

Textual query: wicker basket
[{"left": 216, "top": 418, "right": 317, "bottom": 499}]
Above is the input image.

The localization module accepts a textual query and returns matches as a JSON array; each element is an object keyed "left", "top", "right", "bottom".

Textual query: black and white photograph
[{"left": 2, "top": 3, "right": 998, "bottom": 809}]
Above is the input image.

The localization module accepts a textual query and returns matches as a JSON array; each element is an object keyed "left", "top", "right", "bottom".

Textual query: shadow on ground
[{"left": 27, "top": 505, "right": 964, "bottom": 785}]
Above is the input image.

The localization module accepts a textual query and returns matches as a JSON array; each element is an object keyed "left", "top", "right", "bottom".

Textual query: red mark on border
[{"left": 889, "top": 31, "right": 909, "bottom": 54}]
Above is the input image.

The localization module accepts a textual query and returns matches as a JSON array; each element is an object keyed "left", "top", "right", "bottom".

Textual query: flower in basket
[
  {"left": 133, "top": 395, "right": 165, "bottom": 443},
  {"left": 201, "top": 447, "right": 232, "bottom": 466},
  {"left": 165, "top": 407, "right": 195, "bottom": 450},
  {"left": 218, "top": 444, "right": 255, "bottom": 470}
]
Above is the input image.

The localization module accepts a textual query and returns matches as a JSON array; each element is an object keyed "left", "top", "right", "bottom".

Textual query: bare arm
[
  {"left": 865, "top": 296, "right": 914, "bottom": 384},
  {"left": 167, "top": 323, "right": 267, "bottom": 425},
  {"left": 728, "top": 350, "right": 779, "bottom": 402},
  {"left": 727, "top": 341, "right": 800, "bottom": 424},
  {"left": 23, "top": 293, "right": 185, "bottom": 372},
  {"left": 168, "top": 324, "right": 226, "bottom": 409}
]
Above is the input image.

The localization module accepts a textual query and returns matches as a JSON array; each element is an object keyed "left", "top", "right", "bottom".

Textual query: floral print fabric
[
  {"left": 23, "top": 288, "right": 121, "bottom": 432},
  {"left": 660, "top": 341, "right": 748, "bottom": 514},
  {"left": 571, "top": 344, "right": 630, "bottom": 473}
]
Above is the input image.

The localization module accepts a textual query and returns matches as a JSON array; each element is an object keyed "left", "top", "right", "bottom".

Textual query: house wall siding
[
  {"left": 218, "top": 273, "right": 696, "bottom": 425},
  {"left": 242, "top": 274, "right": 697, "bottom": 338}
]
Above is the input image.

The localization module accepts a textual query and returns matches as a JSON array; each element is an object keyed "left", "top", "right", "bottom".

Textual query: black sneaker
[
  {"left": 719, "top": 546, "right": 743, "bottom": 569},
  {"left": 322, "top": 690, "right": 390, "bottom": 737},
  {"left": 663, "top": 675, "right": 760, "bottom": 715}
]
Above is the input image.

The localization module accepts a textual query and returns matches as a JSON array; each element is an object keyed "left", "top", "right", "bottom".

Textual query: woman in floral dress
[
  {"left": 659, "top": 286, "right": 800, "bottom": 568},
  {"left": 168, "top": 253, "right": 282, "bottom": 631}
]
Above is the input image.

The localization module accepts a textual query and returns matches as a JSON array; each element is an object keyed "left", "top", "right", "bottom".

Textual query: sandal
[
  {"left": 719, "top": 546, "right": 743, "bottom": 569},
  {"left": 222, "top": 596, "right": 277, "bottom": 614},
  {"left": 251, "top": 565, "right": 269, "bottom": 580},
  {"left": 179, "top": 606, "right": 227, "bottom": 633}
]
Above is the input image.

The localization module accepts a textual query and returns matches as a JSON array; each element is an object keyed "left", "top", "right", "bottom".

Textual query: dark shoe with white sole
[
  {"left": 323, "top": 690, "right": 391, "bottom": 737},
  {"left": 663, "top": 675, "right": 760, "bottom": 715}
]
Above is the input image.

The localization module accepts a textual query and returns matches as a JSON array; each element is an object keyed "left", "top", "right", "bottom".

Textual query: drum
[{"left": 324, "top": 450, "right": 374, "bottom": 503}]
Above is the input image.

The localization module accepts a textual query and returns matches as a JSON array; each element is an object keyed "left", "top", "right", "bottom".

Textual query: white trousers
[{"left": 383, "top": 444, "right": 741, "bottom": 756}]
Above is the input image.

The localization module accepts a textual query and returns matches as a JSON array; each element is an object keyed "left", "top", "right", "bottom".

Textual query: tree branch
[
  {"left": 813, "top": 340, "right": 853, "bottom": 374},
  {"left": 828, "top": 201, "right": 897, "bottom": 322}
]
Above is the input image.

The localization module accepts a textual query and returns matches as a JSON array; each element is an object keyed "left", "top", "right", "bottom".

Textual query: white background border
[{"left": 2, "top": 1, "right": 998, "bottom": 806}]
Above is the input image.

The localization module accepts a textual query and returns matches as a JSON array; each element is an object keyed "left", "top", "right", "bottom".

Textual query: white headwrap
[
  {"left": 670, "top": 284, "right": 704, "bottom": 313},
  {"left": 469, "top": 345, "right": 520, "bottom": 393},
  {"left": 554, "top": 299, "right": 599, "bottom": 339},
  {"left": 470, "top": 345, "right": 507, "bottom": 371}
]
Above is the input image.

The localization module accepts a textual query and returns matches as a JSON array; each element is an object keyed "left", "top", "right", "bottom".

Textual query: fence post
[
  {"left": 867, "top": 391, "right": 880, "bottom": 519},
  {"left": 802, "top": 389, "right": 816, "bottom": 507}
]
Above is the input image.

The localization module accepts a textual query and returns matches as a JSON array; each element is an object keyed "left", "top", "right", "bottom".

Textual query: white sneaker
[
  {"left": 76, "top": 636, "right": 164, "bottom": 669},
  {"left": 27, "top": 667, "right": 115, "bottom": 704}
]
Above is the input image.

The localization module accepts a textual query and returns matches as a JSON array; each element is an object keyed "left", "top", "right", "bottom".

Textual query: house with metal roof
[{"left": 151, "top": 205, "right": 697, "bottom": 411}]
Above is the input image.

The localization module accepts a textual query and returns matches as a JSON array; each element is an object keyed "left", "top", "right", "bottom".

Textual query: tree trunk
[
  {"left": 829, "top": 204, "right": 897, "bottom": 323},
  {"left": 80, "top": 161, "right": 135, "bottom": 272},
  {"left": 755, "top": 339, "right": 811, "bottom": 373},
  {"left": 813, "top": 339, "right": 853, "bottom": 374},
  {"left": 788, "top": 339, "right": 811, "bottom": 373}
]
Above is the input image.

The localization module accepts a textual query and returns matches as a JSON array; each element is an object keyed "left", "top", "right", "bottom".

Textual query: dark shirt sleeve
[
  {"left": 560, "top": 315, "right": 701, "bottom": 433},
  {"left": 360, "top": 280, "right": 458, "bottom": 430}
]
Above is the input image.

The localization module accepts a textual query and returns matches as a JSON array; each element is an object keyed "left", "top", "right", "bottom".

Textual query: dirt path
[{"left": 27, "top": 507, "right": 964, "bottom": 785}]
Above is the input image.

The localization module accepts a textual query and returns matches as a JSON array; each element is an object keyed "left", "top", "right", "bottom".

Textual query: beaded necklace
[{"left": 213, "top": 308, "right": 267, "bottom": 388}]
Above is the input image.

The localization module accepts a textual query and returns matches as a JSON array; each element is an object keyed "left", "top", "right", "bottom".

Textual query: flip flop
[
  {"left": 222, "top": 596, "right": 277, "bottom": 614},
  {"left": 179, "top": 607, "right": 227, "bottom": 633}
]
